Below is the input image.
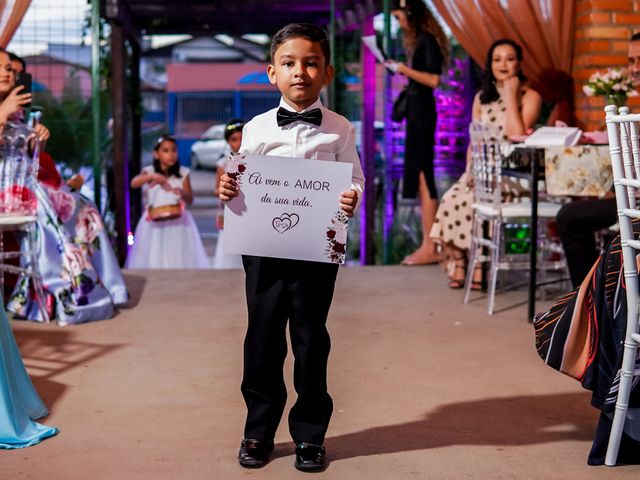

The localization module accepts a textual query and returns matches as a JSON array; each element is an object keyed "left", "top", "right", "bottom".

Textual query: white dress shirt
[{"left": 240, "top": 97, "right": 365, "bottom": 209}]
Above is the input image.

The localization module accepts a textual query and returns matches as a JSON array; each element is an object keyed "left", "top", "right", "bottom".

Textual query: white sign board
[{"left": 223, "top": 153, "right": 353, "bottom": 264}]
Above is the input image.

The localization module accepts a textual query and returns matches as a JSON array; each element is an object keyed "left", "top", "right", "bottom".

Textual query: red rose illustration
[
  {"left": 324, "top": 210, "right": 349, "bottom": 263},
  {"left": 238, "top": 164, "right": 246, "bottom": 173}
]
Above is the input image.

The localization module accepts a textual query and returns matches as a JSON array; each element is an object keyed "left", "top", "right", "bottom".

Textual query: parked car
[{"left": 190, "top": 124, "right": 228, "bottom": 170}]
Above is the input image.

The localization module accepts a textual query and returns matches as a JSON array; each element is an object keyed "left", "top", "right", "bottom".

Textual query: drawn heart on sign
[{"left": 272, "top": 213, "right": 300, "bottom": 234}]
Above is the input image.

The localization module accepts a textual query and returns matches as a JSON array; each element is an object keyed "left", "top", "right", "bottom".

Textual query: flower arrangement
[{"left": 583, "top": 68, "right": 638, "bottom": 108}]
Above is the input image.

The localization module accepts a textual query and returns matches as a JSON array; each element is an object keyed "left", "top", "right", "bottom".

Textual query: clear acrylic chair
[
  {"left": 0, "top": 121, "right": 49, "bottom": 322},
  {"left": 463, "top": 122, "right": 564, "bottom": 314},
  {"left": 603, "top": 104, "right": 640, "bottom": 465}
]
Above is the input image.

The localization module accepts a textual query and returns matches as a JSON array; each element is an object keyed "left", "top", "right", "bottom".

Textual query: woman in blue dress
[{"left": 0, "top": 299, "right": 58, "bottom": 447}]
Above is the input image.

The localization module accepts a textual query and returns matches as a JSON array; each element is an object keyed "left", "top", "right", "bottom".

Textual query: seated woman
[
  {"left": 534, "top": 223, "right": 640, "bottom": 465},
  {"left": 0, "top": 299, "right": 58, "bottom": 447},
  {"left": 0, "top": 49, "right": 128, "bottom": 324},
  {"left": 430, "top": 39, "right": 542, "bottom": 289},
  {"left": 7, "top": 162, "right": 129, "bottom": 325}
]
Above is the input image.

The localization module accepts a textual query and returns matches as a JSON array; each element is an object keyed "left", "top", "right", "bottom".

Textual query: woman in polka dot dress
[{"left": 430, "top": 39, "right": 542, "bottom": 289}]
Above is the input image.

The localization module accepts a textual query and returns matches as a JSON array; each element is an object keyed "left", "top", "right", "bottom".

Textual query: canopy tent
[
  {"left": 102, "top": 0, "right": 379, "bottom": 36},
  {"left": 102, "top": 0, "right": 383, "bottom": 265}
]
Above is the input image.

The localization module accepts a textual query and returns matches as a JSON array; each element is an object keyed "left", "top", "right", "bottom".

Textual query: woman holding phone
[
  {"left": 0, "top": 48, "right": 129, "bottom": 324},
  {"left": 0, "top": 49, "right": 46, "bottom": 141}
]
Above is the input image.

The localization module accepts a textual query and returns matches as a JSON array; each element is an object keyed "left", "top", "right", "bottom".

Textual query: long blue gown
[{"left": 0, "top": 301, "right": 58, "bottom": 448}]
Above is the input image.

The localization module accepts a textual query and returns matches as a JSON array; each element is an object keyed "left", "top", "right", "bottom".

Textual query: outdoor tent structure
[{"left": 101, "top": 0, "right": 383, "bottom": 265}]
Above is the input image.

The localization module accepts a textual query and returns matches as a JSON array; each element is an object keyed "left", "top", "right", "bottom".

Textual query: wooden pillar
[
  {"left": 111, "top": 23, "right": 131, "bottom": 265},
  {"left": 360, "top": 17, "right": 376, "bottom": 265},
  {"left": 130, "top": 38, "right": 142, "bottom": 228}
]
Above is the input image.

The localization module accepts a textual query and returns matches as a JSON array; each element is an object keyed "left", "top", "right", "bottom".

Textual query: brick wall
[{"left": 573, "top": 0, "right": 640, "bottom": 130}]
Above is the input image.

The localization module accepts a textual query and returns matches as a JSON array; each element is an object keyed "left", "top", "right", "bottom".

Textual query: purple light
[
  {"left": 380, "top": 56, "right": 471, "bottom": 262},
  {"left": 433, "top": 57, "right": 472, "bottom": 179},
  {"left": 360, "top": 18, "right": 376, "bottom": 265}
]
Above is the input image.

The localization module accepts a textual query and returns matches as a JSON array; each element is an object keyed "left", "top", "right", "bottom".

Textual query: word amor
[{"left": 248, "top": 172, "right": 330, "bottom": 192}]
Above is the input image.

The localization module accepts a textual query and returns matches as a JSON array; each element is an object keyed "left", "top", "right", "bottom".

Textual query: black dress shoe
[
  {"left": 238, "top": 438, "right": 274, "bottom": 468},
  {"left": 294, "top": 442, "right": 327, "bottom": 472}
]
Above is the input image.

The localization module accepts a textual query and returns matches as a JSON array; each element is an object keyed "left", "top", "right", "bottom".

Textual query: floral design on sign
[
  {"left": 226, "top": 153, "right": 247, "bottom": 185},
  {"left": 272, "top": 213, "right": 300, "bottom": 234},
  {"left": 325, "top": 210, "right": 349, "bottom": 263}
]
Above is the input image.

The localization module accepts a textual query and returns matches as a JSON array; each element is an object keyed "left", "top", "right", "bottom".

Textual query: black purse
[{"left": 391, "top": 87, "right": 408, "bottom": 122}]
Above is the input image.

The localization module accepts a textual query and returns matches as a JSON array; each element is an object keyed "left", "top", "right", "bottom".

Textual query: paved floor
[{"left": 2, "top": 266, "right": 639, "bottom": 479}]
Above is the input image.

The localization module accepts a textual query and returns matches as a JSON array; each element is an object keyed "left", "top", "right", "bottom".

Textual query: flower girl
[
  {"left": 126, "top": 135, "right": 209, "bottom": 269},
  {"left": 212, "top": 119, "right": 244, "bottom": 269}
]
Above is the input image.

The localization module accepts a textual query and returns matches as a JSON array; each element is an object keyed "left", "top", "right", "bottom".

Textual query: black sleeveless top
[{"left": 408, "top": 30, "right": 443, "bottom": 97}]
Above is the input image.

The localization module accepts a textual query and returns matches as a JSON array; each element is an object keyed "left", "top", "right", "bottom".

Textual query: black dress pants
[
  {"left": 241, "top": 255, "right": 338, "bottom": 445},
  {"left": 556, "top": 197, "right": 617, "bottom": 288}
]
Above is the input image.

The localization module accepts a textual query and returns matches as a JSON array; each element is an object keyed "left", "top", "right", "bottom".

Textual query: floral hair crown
[
  {"left": 226, "top": 121, "right": 244, "bottom": 131},
  {"left": 154, "top": 134, "right": 176, "bottom": 148}
]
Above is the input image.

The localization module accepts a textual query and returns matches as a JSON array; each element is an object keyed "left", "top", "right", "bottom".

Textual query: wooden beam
[
  {"left": 102, "top": 1, "right": 383, "bottom": 37},
  {"left": 105, "top": 0, "right": 141, "bottom": 48}
]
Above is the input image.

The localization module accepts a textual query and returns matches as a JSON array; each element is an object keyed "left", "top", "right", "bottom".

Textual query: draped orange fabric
[
  {"left": 431, "top": 0, "right": 576, "bottom": 122},
  {"left": 0, "top": 0, "right": 31, "bottom": 48}
]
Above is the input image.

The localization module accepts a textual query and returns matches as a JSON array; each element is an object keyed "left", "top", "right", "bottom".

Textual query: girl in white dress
[
  {"left": 212, "top": 119, "right": 244, "bottom": 269},
  {"left": 126, "top": 135, "right": 209, "bottom": 269}
]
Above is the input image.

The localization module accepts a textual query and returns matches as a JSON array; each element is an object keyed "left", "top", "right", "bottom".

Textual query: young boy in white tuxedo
[{"left": 219, "top": 22, "right": 365, "bottom": 473}]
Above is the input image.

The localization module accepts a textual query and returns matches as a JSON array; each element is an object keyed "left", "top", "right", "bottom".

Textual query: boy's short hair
[
  {"left": 270, "top": 23, "right": 330, "bottom": 66},
  {"left": 632, "top": 32, "right": 640, "bottom": 42}
]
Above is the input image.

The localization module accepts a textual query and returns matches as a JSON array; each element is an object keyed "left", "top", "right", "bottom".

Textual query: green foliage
[{"left": 33, "top": 82, "right": 109, "bottom": 173}]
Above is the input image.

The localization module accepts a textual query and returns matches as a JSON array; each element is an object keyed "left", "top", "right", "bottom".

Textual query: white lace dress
[
  {"left": 212, "top": 155, "right": 243, "bottom": 269},
  {"left": 126, "top": 166, "right": 210, "bottom": 269}
]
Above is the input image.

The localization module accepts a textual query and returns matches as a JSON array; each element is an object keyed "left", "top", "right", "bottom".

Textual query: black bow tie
[{"left": 276, "top": 107, "right": 323, "bottom": 127}]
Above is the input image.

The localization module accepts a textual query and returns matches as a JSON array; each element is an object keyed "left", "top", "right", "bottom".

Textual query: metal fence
[
  {"left": 8, "top": 0, "right": 94, "bottom": 170},
  {"left": 168, "top": 90, "right": 281, "bottom": 164},
  {"left": 170, "top": 90, "right": 280, "bottom": 137}
]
